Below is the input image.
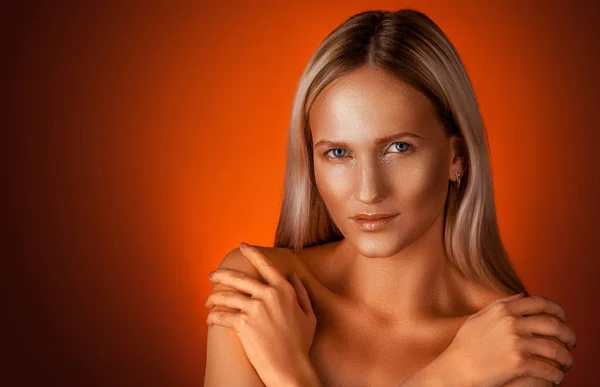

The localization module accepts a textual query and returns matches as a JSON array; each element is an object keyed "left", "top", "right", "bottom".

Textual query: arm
[
  {"left": 401, "top": 295, "right": 573, "bottom": 387},
  {"left": 398, "top": 349, "right": 466, "bottom": 387},
  {"left": 289, "top": 354, "right": 324, "bottom": 387},
  {"left": 399, "top": 348, "right": 561, "bottom": 387},
  {"left": 204, "top": 248, "right": 265, "bottom": 387},
  {"left": 400, "top": 364, "right": 554, "bottom": 387},
  {"left": 205, "top": 245, "right": 323, "bottom": 387}
]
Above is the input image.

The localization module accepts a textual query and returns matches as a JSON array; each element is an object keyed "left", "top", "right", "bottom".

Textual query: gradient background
[{"left": 3, "top": 1, "right": 599, "bottom": 386}]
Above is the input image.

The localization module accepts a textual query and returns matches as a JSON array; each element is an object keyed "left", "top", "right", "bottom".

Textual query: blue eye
[
  {"left": 324, "top": 142, "right": 414, "bottom": 160},
  {"left": 387, "top": 142, "right": 413, "bottom": 153},
  {"left": 325, "top": 148, "right": 348, "bottom": 159}
]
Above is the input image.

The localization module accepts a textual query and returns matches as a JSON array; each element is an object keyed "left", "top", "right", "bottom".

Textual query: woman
[{"left": 204, "top": 9, "right": 577, "bottom": 387}]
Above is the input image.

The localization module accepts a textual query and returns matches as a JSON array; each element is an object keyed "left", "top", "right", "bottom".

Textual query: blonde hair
[{"left": 273, "top": 9, "right": 528, "bottom": 296}]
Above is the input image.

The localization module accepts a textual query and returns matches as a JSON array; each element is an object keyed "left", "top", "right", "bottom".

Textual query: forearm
[
  {"left": 399, "top": 351, "right": 472, "bottom": 387},
  {"left": 281, "top": 354, "right": 323, "bottom": 387}
]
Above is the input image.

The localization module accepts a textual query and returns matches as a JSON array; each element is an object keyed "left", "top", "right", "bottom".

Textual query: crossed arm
[
  {"left": 204, "top": 248, "right": 266, "bottom": 386},
  {"left": 204, "top": 249, "right": 562, "bottom": 387}
]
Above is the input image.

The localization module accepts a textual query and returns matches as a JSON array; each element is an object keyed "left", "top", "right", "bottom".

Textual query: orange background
[{"left": 4, "top": 1, "right": 598, "bottom": 386}]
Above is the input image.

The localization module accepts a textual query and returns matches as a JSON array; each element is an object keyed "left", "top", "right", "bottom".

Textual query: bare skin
[
  {"left": 283, "top": 65, "right": 558, "bottom": 385},
  {"left": 250, "top": 242, "right": 502, "bottom": 386},
  {"left": 204, "top": 65, "right": 570, "bottom": 386},
  {"left": 248, "top": 242, "right": 564, "bottom": 386},
  {"left": 296, "top": 65, "right": 494, "bottom": 384}
]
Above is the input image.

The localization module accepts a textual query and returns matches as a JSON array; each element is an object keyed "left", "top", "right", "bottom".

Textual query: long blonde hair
[{"left": 273, "top": 9, "right": 528, "bottom": 296}]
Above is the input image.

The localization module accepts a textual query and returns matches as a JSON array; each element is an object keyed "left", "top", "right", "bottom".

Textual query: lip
[
  {"left": 350, "top": 213, "right": 398, "bottom": 220},
  {"left": 351, "top": 214, "right": 399, "bottom": 232}
]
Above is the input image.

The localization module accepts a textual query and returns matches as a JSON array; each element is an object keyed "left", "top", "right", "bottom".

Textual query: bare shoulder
[
  {"left": 480, "top": 288, "right": 514, "bottom": 304},
  {"left": 205, "top": 245, "right": 284, "bottom": 386},
  {"left": 459, "top": 280, "right": 517, "bottom": 314},
  {"left": 204, "top": 244, "right": 328, "bottom": 386},
  {"left": 204, "top": 244, "right": 301, "bottom": 386},
  {"left": 216, "top": 244, "right": 296, "bottom": 283}
]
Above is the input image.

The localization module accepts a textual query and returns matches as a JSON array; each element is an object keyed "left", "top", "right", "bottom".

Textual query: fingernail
[
  {"left": 208, "top": 271, "right": 214, "bottom": 279},
  {"left": 240, "top": 242, "right": 249, "bottom": 249}
]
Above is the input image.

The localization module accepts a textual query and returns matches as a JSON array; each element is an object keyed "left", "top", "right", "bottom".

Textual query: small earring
[{"left": 454, "top": 170, "right": 461, "bottom": 188}]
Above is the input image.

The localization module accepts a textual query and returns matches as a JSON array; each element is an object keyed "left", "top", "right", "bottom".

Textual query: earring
[{"left": 454, "top": 170, "right": 461, "bottom": 188}]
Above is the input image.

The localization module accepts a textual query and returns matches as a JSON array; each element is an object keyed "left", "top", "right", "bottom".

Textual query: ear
[{"left": 448, "top": 135, "right": 466, "bottom": 183}]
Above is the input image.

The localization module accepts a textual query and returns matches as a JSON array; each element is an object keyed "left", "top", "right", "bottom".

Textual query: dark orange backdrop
[{"left": 3, "top": 1, "right": 599, "bottom": 386}]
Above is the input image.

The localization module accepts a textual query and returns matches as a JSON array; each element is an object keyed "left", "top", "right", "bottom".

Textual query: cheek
[
  {"left": 314, "top": 161, "right": 353, "bottom": 218},
  {"left": 394, "top": 161, "right": 445, "bottom": 197},
  {"left": 315, "top": 162, "right": 351, "bottom": 197},
  {"left": 391, "top": 154, "right": 449, "bottom": 214}
]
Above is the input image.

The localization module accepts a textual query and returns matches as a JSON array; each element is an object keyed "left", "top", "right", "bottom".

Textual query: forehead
[{"left": 308, "top": 66, "right": 440, "bottom": 142}]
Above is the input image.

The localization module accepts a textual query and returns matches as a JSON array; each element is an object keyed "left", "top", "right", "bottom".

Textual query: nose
[{"left": 353, "top": 159, "right": 387, "bottom": 204}]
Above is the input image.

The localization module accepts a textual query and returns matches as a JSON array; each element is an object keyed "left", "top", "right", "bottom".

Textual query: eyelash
[{"left": 323, "top": 142, "right": 415, "bottom": 161}]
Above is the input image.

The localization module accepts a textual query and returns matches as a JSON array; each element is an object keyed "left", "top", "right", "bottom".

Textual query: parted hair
[{"left": 273, "top": 9, "right": 528, "bottom": 296}]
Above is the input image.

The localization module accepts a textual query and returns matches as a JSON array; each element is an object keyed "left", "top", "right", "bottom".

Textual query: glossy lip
[
  {"left": 350, "top": 212, "right": 399, "bottom": 220},
  {"left": 351, "top": 214, "right": 399, "bottom": 231}
]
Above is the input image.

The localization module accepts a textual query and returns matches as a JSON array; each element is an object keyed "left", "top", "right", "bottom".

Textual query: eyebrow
[{"left": 313, "top": 131, "right": 425, "bottom": 148}]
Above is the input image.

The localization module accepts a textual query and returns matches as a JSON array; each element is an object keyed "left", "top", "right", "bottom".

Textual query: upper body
[
  {"left": 205, "top": 11, "right": 567, "bottom": 384},
  {"left": 204, "top": 55, "right": 563, "bottom": 387},
  {"left": 204, "top": 240, "right": 560, "bottom": 387}
]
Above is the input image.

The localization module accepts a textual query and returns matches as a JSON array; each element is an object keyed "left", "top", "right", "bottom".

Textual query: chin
[{"left": 352, "top": 233, "right": 406, "bottom": 258}]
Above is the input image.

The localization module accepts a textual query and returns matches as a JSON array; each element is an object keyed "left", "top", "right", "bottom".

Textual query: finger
[
  {"left": 517, "top": 336, "right": 573, "bottom": 373},
  {"left": 209, "top": 268, "right": 270, "bottom": 296},
  {"left": 528, "top": 350, "right": 563, "bottom": 375},
  {"left": 508, "top": 296, "right": 568, "bottom": 322},
  {"left": 470, "top": 292, "right": 526, "bottom": 320},
  {"left": 210, "top": 304, "right": 242, "bottom": 314},
  {"left": 206, "top": 310, "right": 240, "bottom": 329},
  {"left": 239, "top": 242, "right": 287, "bottom": 288},
  {"left": 517, "top": 355, "right": 565, "bottom": 384},
  {"left": 515, "top": 314, "right": 577, "bottom": 351},
  {"left": 205, "top": 291, "right": 254, "bottom": 311},
  {"left": 289, "top": 271, "right": 314, "bottom": 316}
]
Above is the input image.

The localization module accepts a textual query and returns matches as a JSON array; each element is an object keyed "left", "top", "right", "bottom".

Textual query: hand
[
  {"left": 205, "top": 242, "right": 318, "bottom": 386},
  {"left": 443, "top": 293, "right": 576, "bottom": 387}
]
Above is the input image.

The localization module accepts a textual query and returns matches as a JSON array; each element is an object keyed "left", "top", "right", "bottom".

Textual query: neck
[{"left": 336, "top": 212, "right": 469, "bottom": 322}]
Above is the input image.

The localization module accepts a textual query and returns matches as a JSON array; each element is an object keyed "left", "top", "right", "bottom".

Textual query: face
[{"left": 309, "top": 66, "right": 463, "bottom": 258}]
